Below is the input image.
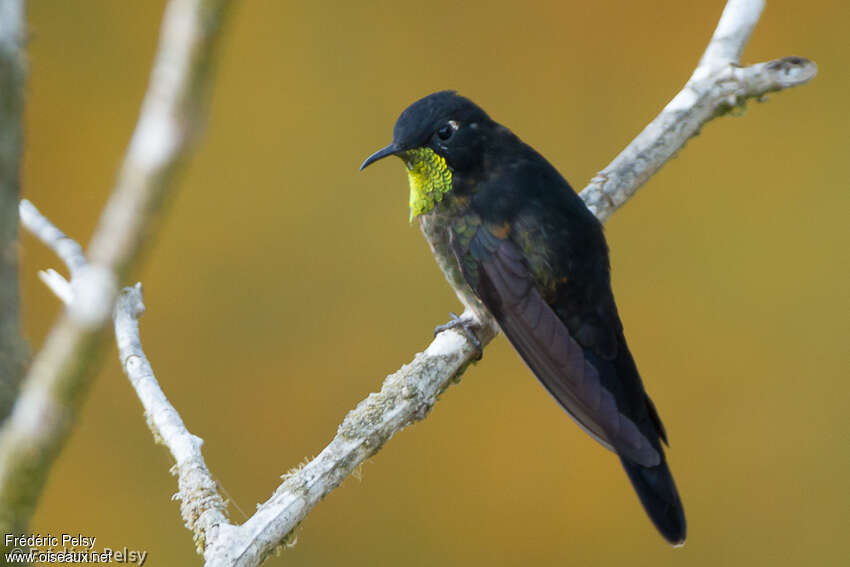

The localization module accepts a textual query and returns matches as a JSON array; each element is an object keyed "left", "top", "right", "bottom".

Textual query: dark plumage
[{"left": 361, "top": 91, "right": 686, "bottom": 544}]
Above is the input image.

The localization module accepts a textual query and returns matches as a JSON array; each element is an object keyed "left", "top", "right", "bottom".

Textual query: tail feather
[{"left": 620, "top": 456, "right": 687, "bottom": 545}]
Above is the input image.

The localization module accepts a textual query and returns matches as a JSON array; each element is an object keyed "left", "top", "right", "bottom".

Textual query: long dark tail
[{"left": 620, "top": 456, "right": 687, "bottom": 545}]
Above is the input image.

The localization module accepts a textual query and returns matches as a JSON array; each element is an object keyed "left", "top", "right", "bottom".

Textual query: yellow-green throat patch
[{"left": 401, "top": 147, "right": 453, "bottom": 222}]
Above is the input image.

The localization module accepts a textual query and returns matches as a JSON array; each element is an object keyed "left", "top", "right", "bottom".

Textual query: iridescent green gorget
[{"left": 401, "top": 147, "right": 453, "bottom": 222}]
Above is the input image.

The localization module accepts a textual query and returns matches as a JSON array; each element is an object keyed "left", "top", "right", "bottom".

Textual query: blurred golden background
[{"left": 19, "top": 0, "right": 847, "bottom": 565}]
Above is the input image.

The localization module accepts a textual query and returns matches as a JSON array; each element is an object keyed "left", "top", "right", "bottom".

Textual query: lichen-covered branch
[
  {"left": 203, "top": 1, "right": 817, "bottom": 565},
  {"left": 114, "top": 284, "right": 229, "bottom": 552},
  {"left": 19, "top": 199, "right": 231, "bottom": 555},
  {"left": 204, "top": 328, "right": 491, "bottom": 566},
  {"left": 21, "top": 201, "right": 489, "bottom": 566},
  {"left": 0, "top": 0, "right": 27, "bottom": 424},
  {"left": 8, "top": 0, "right": 818, "bottom": 565},
  {"left": 0, "top": 0, "right": 232, "bottom": 544},
  {"left": 580, "top": 0, "right": 816, "bottom": 222}
]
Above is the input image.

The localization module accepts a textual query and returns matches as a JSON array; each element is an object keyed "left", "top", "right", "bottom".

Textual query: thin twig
[
  {"left": 114, "top": 284, "right": 229, "bottom": 552},
  {"left": 20, "top": 200, "right": 228, "bottom": 552},
  {"left": 11, "top": 0, "right": 819, "bottom": 565},
  {"left": 581, "top": 0, "right": 816, "bottom": 222},
  {"left": 19, "top": 199, "right": 84, "bottom": 303},
  {"left": 202, "top": 1, "right": 816, "bottom": 565},
  {"left": 19, "top": 200, "right": 87, "bottom": 278},
  {"left": 0, "top": 0, "right": 232, "bottom": 542},
  {"left": 19, "top": 198, "right": 231, "bottom": 554}
]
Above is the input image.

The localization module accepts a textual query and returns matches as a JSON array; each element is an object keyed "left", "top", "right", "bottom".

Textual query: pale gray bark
[
  {"left": 581, "top": 0, "right": 816, "bottom": 222},
  {"left": 11, "top": 0, "right": 818, "bottom": 565},
  {"left": 0, "top": 0, "right": 233, "bottom": 547},
  {"left": 114, "top": 284, "right": 229, "bottom": 552},
  {"left": 204, "top": 2, "right": 816, "bottom": 564}
]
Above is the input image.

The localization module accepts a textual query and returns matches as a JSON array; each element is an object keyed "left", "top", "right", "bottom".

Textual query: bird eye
[
  {"left": 436, "top": 120, "right": 459, "bottom": 141},
  {"left": 437, "top": 125, "right": 453, "bottom": 141}
]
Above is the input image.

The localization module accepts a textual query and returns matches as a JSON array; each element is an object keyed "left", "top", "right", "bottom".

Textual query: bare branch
[
  {"left": 580, "top": 0, "right": 816, "bottom": 222},
  {"left": 114, "top": 284, "right": 229, "bottom": 552},
  {"left": 8, "top": 0, "right": 818, "bottom": 564},
  {"left": 18, "top": 196, "right": 231, "bottom": 553},
  {"left": 204, "top": 326, "right": 491, "bottom": 566},
  {"left": 202, "top": 1, "right": 817, "bottom": 564},
  {"left": 18, "top": 199, "right": 79, "bottom": 306},
  {"left": 19, "top": 200, "right": 87, "bottom": 300},
  {"left": 37, "top": 269, "right": 73, "bottom": 306},
  {"left": 19, "top": 200, "right": 87, "bottom": 277},
  {"left": 698, "top": 0, "right": 764, "bottom": 69},
  {"left": 0, "top": 0, "right": 27, "bottom": 424},
  {"left": 0, "top": 0, "right": 232, "bottom": 542},
  {"left": 19, "top": 191, "right": 493, "bottom": 563},
  {"left": 87, "top": 0, "right": 231, "bottom": 277}
]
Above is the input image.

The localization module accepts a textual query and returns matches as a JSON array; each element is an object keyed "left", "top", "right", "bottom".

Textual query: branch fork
[{"left": 9, "top": 0, "right": 815, "bottom": 565}]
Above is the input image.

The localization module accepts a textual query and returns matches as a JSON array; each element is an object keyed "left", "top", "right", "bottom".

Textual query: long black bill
[{"left": 359, "top": 143, "right": 400, "bottom": 171}]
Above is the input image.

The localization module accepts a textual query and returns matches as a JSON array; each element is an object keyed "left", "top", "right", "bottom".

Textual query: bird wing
[{"left": 460, "top": 224, "right": 660, "bottom": 467}]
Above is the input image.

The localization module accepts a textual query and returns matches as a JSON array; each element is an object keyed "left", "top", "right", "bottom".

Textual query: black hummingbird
[{"left": 360, "top": 91, "right": 686, "bottom": 544}]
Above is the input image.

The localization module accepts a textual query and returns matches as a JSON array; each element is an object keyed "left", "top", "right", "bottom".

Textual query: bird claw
[{"left": 434, "top": 312, "right": 483, "bottom": 360}]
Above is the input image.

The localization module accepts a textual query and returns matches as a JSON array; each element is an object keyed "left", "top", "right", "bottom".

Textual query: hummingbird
[{"left": 360, "top": 91, "right": 686, "bottom": 545}]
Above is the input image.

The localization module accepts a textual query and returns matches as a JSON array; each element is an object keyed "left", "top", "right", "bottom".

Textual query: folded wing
[{"left": 464, "top": 226, "right": 660, "bottom": 467}]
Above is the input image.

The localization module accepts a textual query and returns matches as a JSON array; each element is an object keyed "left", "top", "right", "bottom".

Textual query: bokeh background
[{"left": 19, "top": 0, "right": 847, "bottom": 565}]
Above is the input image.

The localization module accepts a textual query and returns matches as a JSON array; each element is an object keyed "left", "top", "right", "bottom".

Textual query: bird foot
[{"left": 434, "top": 312, "right": 483, "bottom": 360}]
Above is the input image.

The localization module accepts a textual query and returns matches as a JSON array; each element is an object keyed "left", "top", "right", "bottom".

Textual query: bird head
[{"left": 360, "top": 91, "right": 492, "bottom": 221}]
